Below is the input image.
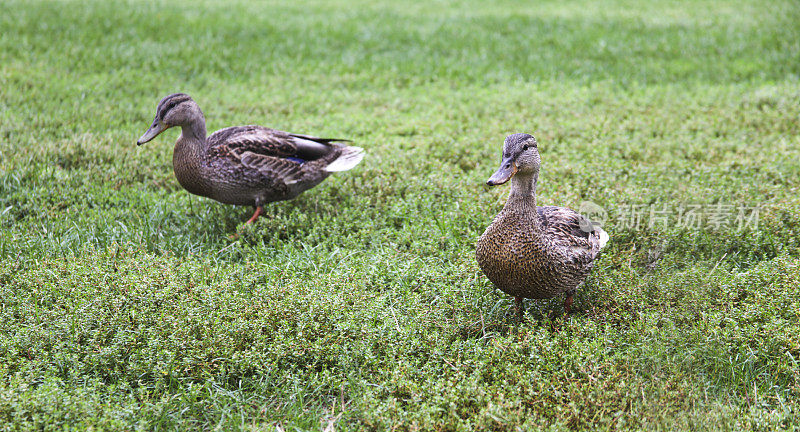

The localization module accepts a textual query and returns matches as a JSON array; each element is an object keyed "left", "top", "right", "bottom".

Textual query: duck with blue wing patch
[
  {"left": 137, "top": 93, "right": 365, "bottom": 224},
  {"left": 476, "top": 133, "right": 609, "bottom": 318}
]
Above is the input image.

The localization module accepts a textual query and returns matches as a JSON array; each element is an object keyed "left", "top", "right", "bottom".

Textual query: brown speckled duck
[
  {"left": 137, "top": 93, "right": 364, "bottom": 223},
  {"left": 476, "top": 133, "right": 608, "bottom": 316}
]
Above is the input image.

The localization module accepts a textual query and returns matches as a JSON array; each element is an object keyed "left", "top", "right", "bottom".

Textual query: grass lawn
[{"left": 1, "top": 0, "right": 799, "bottom": 430}]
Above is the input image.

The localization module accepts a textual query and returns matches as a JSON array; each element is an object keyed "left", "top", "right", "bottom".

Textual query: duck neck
[
  {"left": 180, "top": 115, "right": 207, "bottom": 144},
  {"left": 504, "top": 170, "right": 544, "bottom": 238},
  {"left": 174, "top": 117, "right": 208, "bottom": 161},
  {"left": 172, "top": 116, "right": 210, "bottom": 197},
  {"left": 506, "top": 170, "right": 538, "bottom": 208}
]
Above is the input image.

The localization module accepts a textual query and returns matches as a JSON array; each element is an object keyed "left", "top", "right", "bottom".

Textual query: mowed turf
[{"left": 1, "top": 0, "right": 799, "bottom": 430}]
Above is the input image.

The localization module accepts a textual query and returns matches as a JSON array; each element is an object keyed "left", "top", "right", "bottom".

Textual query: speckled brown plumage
[
  {"left": 137, "top": 94, "right": 364, "bottom": 222},
  {"left": 476, "top": 133, "right": 608, "bottom": 312}
]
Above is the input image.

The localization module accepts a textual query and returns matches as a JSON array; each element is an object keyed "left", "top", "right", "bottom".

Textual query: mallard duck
[
  {"left": 476, "top": 133, "right": 608, "bottom": 316},
  {"left": 136, "top": 93, "right": 364, "bottom": 223}
]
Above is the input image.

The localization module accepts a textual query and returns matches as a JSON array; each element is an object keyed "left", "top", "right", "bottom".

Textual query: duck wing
[
  {"left": 209, "top": 125, "right": 347, "bottom": 159},
  {"left": 208, "top": 126, "right": 347, "bottom": 184},
  {"left": 536, "top": 206, "right": 605, "bottom": 260}
]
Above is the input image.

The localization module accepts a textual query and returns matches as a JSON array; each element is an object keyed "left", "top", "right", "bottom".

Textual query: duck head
[
  {"left": 486, "top": 133, "right": 540, "bottom": 186},
  {"left": 137, "top": 93, "right": 205, "bottom": 145}
]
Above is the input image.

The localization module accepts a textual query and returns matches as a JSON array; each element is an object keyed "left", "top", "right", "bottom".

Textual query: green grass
[{"left": 1, "top": 0, "right": 799, "bottom": 430}]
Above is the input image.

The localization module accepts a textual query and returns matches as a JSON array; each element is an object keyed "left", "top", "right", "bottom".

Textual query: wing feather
[
  {"left": 237, "top": 151, "right": 305, "bottom": 185},
  {"left": 207, "top": 125, "right": 355, "bottom": 185},
  {"left": 536, "top": 206, "right": 604, "bottom": 260},
  {"left": 209, "top": 126, "right": 298, "bottom": 158}
]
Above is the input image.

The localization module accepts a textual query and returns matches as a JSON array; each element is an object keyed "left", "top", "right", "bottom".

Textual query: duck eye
[{"left": 522, "top": 144, "right": 529, "bottom": 150}]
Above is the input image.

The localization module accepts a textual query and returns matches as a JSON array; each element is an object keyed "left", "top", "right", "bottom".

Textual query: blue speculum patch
[{"left": 286, "top": 156, "right": 306, "bottom": 164}]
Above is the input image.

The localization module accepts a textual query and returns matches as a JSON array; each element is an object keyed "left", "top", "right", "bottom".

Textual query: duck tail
[
  {"left": 325, "top": 145, "right": 365, "bottom": 172},
  {"left": 596, "top": 228, "right": 610, "bottom": 249}
]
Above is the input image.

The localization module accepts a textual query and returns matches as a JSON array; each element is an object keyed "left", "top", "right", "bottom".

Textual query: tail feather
[
  {"left": 597, "top": 228, "right": 609, "bottom": 249},
  {"left": 326, "top": 146, "right": 364, "bottom": 172}
]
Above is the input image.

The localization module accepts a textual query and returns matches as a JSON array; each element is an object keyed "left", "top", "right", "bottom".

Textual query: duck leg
[
  {"left": 564, "top": 292, "right": 574, "bottom": 314},
  {"left": 245, "top": 206, "right": 264, "bottom": 224},
  {"left": 514, "top": 296, "right": 524, "bottom": 320}
]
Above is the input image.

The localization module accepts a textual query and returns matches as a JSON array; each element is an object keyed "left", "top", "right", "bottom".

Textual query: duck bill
[
  {"left": 486, "top": 158, "right": 517, "bottom": 186},
  {"left": 137, "top": 120, "right": 167, "bottom": 145}
]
